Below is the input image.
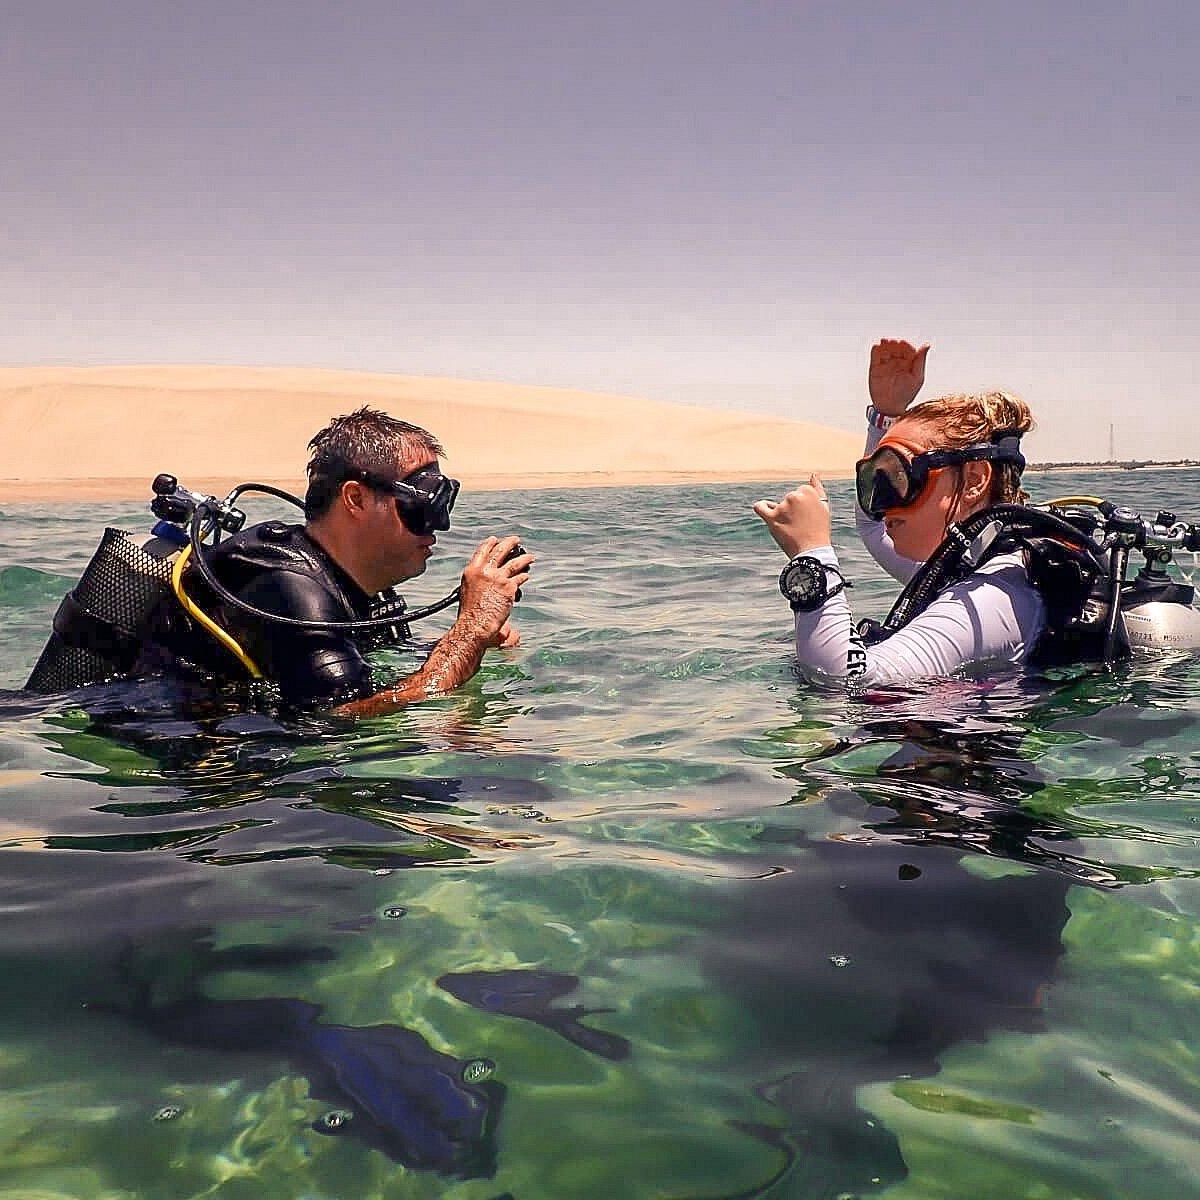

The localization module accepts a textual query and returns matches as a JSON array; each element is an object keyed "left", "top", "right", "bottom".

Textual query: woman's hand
[
  {"left": 869, "top": 338, "right": 930, "bottom": 417},
  {"left": 753, "top": 474, "right": 832, "bottom": 558}
]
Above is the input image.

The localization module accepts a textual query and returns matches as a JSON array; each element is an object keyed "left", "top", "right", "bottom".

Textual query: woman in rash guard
[{"left": 754, "top": 339, "right": 1041, "bottom": 687}]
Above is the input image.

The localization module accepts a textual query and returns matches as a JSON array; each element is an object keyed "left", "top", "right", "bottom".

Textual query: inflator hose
[{"left": 172, "top": 544, "right": 263, "bottom": 678}]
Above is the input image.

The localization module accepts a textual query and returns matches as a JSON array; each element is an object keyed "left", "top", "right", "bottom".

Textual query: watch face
[{"left": 780, "top": 557, "right": 825, "bottom": 608}]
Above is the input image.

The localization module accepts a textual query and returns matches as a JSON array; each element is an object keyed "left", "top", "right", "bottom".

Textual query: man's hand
[
  {"left": 753, "top": 474, "right": 832, "bottom": 558},
  {"left": 869, "top": 338, "right": 930, "bottom": 417},
  {"left": 495, "top": 621, "right": 521, "bottom": 649},
  {"left": 336, "top": 535, "right": 533, "bottom": 716},
  {"left": 455, "top": 535, "right": 534, "bottom": 647}
]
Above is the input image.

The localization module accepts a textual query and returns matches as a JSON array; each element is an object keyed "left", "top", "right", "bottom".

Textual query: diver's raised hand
[
  {"left": 456, "top": 536, "right": 534, "bottom": 647},
  {"left": 753, "top": 474, "right": 832, "bottom": 558},
  {"left": 869, "top": 338, "right": 930, "bottom": 417}
]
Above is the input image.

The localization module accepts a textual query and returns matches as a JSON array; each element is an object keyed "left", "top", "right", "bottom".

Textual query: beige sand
[{"left": 0, "top": 365, "right": 861, "bottom": 502}]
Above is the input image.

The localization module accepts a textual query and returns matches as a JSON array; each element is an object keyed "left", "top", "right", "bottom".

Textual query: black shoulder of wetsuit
[
  {"left": 212, "top": 524, "right": 377, "bottom": 708},
  {"left": 142, "top": 523, "right": 378, "bottom": 708},
  {"left": 198, "top": 523, "right": 369, "bottom": 614},
  {"left": 207, "top": 522, "right": 339, "bottom": 584},
  {"left": 235, "top": 568, "right": 376, "bottom": 709}
]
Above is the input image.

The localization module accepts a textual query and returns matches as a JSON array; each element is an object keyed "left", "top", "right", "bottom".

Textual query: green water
[{"left": 2, "top": 472, "right": 1200, "bottom": 1198}]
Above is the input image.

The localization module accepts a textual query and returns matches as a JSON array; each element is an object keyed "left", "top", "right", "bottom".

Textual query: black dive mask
[
  {"left": 855, "top": 433, "right": 1025, "bottom": 521},
  {"left": 365, "top": 465, "right": 461, "bottom": 536}
]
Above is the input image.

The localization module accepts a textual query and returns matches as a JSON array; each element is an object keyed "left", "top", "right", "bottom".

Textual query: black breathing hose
[
  {"left": 1101, "top": 545, "right": 1130, "bottom": 663},
  {"left": 226, "top": 482, "right": 307, "bottom": 508},
  {"left": 184, "top": 488, "right": 461, "bottom": 633}
]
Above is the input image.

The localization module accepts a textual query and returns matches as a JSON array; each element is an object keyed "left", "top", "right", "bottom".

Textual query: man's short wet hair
[{"left": 305, "top": 406, "right": 446, "bottom": 519}]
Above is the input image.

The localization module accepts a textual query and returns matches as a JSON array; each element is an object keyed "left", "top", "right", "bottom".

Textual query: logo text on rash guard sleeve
[{"left": 846, "top": 630, "right": 868, "bottom": 678}]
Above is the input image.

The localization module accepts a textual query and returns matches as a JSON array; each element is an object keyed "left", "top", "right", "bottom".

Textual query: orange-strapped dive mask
[{"left": 855, "top": 432, "right": 1025, "bottom": 521}]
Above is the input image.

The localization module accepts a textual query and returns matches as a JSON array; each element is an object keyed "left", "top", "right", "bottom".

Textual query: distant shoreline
[
  {"left": 5, "top": 462, "right": 1200, "bottom": 504},
  {"left": 1027, "top": 461, "right": 1200, "bottom": 473}
]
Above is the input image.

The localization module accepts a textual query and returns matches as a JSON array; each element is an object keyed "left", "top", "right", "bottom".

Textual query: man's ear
[{"left": 339, "top": 479, "right": 372, "bottom": 516}]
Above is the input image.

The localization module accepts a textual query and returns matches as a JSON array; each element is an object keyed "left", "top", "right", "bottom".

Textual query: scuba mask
[
  {"left": 855, "top": 432, "right": 1026, "bottom": 521},
  {"left": 364, "top": 465, "right": 461, "bottom": 536}
]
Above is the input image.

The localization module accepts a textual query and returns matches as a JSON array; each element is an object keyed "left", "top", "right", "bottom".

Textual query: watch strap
[
  {"left": 866, "top": 404, "right": 895, "bottom": 431},
  {"left": 822, "top": 573, "right": 848, "bottom": 605},
  {"left": 781, "top": 557, "right": 850, "bottom": 612}
]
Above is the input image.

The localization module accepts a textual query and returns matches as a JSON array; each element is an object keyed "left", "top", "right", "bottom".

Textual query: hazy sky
[{"left": 2, "top": 1, "right": 1196, "bottom": 460}]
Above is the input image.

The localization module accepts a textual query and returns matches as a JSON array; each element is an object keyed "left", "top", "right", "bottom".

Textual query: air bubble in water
[
  {"left": 319, "top": 1109, "right": 353, "bottom": 1130},
  {"left": 383, "top": 906, "right": 407, "bottom": 919},
  {"left": 829, "top": 954, "right": 851, "bottom": 968},
  {"left": 153, "top": 1105, "right": 182, "bottom": 1123}
]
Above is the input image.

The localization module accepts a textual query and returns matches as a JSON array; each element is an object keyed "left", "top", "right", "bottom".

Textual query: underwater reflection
[
  {"left": 790, "top": 678, "right": 1147, "bottom": 885},
  {"left": 20, "top": 677, "right": 554, "bottom": 876},
  {"left": 704, "top": 684, "right": 1084, "bottom": 1196}
]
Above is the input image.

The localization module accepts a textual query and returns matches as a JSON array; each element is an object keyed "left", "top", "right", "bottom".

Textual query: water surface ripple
[{"left": 1, "top": 472, "right": 1200, "bottom": 1198}]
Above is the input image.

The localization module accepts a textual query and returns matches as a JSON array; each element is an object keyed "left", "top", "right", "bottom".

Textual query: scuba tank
[
  {"left": 24, "top": 526, "right": 183, "bottom": 692},
  {"left": 859, "top": 499, "right": 1200, "bottom": 664},
  {"left": 24, "top": 475, "right": 460, "bottom": 694},
  {"left": 24, "top": 475, "right": 238, "bottom": 693}
]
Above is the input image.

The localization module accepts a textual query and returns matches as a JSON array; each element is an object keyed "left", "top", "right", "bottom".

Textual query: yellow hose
[
  {"left": 1040, "top": 495, "right": 1106, "bottom": 508},
  {"left": 171, "top": 544, "right": 263, "bottom": 678}
]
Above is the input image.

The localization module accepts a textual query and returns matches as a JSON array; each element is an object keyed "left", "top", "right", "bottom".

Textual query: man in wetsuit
[{"left": 140, "top": 407, "right": 532, "bottom": 714}]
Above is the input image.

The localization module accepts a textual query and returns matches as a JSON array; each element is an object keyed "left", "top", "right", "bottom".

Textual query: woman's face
[{"left": 877, "top": 421, "right": 993, "bottom": 562}]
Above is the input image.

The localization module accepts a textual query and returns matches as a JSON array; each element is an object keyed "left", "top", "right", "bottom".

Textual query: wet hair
[
  {"left": 305, "top": 406, "right": 446, "bottom": 519},
  {"left": 896, "top": 391, "right": 1036, "bottom": 504}
]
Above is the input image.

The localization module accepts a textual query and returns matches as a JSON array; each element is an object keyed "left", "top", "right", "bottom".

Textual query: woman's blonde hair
[{"left": 896, "top": 391, "right": 1036, "bottom": 504}]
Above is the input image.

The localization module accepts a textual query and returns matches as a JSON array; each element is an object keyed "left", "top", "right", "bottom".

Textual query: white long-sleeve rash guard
[{"left": 792, "top": 423, "right": 1046, "bottom": 688}]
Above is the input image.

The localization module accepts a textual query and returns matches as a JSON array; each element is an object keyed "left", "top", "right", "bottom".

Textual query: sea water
[{"left": 2, "top": 470, "right": 1200, "bottom": 1199}]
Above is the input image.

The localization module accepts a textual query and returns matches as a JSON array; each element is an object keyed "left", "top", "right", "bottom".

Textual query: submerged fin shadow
[
  {"left": 437, "top": 969, "right": 631, "bottom": 1061},
  {"left": 128, "top": 989, "right": 503, "bottom": 1176}
]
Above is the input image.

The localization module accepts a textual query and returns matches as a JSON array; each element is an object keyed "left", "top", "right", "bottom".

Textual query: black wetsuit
[{"left": 138, "top": 522, "right": 377, "bottom": 709}]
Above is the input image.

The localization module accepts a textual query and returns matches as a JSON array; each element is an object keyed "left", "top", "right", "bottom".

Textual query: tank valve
[{"left": 1106, "top": 506, "right": 1143, "bottom": 545}]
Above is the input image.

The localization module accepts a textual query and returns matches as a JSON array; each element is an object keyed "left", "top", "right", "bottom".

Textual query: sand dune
[{"left": 0, "top": 366, "right": 861, "bottom": 500}]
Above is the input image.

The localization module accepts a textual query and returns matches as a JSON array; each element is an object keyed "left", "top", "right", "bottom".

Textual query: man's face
[{"left": 361, "top": 453, "right": 441, "bottom": 585}]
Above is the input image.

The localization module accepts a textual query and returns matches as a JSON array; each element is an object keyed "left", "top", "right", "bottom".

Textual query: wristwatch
[{"left": 779, "top": 556, "right": 849, "bottom": 612}]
